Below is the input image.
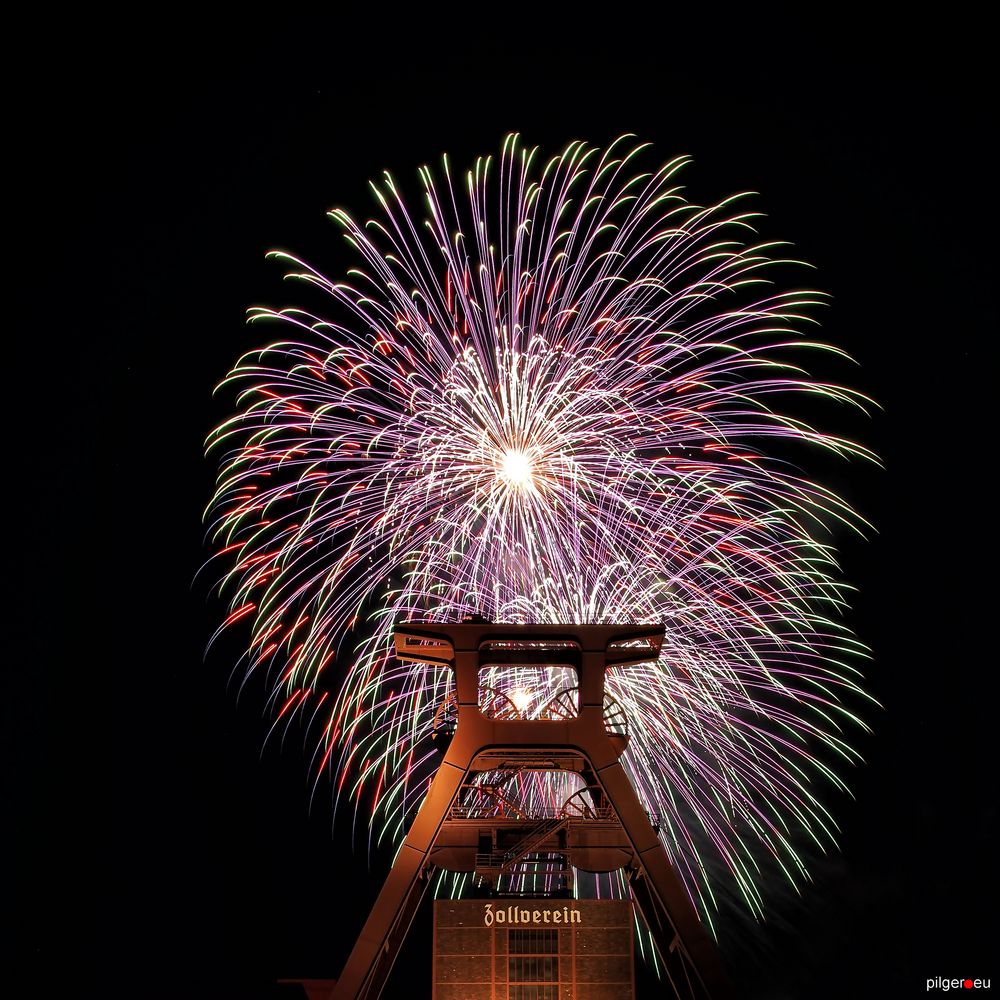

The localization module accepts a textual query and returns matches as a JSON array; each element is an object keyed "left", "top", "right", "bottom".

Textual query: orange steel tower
[{"left": 331, "top": 622, "right": 731, "bottom": 1000}]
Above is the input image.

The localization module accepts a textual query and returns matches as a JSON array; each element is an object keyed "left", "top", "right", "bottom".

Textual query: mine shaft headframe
[
  {"left": 331, "top": 618, "right": 732, "bottom": 1000},
  {"left": 393, "top": 621, "right": 665, "bottom": 670}
]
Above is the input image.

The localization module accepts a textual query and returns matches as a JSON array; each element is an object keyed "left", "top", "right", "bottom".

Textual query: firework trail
[{"left": 205, "top": 135, "right": 875, "bottom": 930}]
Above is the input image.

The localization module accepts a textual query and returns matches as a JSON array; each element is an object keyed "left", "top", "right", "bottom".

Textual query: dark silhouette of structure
[{"left": 331, "top": 623, "right": 731, "bottom": 999}]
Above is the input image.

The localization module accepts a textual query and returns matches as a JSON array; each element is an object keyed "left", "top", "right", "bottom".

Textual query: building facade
[{"left": 433, "top": 898, "right": 634, "bottom": 1000}]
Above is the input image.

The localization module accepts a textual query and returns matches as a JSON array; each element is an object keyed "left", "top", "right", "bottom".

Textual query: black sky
[{"left": 12, "top": 10, "right": 994, "bottom": 999}]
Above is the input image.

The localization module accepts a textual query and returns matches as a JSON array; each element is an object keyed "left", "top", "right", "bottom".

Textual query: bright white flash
[
  {"left": 500, "top": 448, "right": 534, "bottom": 489},
  {"left": 509, "top": 687, "right": 533, "bottom": 714}
]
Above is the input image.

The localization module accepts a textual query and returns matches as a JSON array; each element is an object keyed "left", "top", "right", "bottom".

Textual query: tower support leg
[
  {"left": 595, "top": 758, "right": 731, "bottom": 999},
  {"left": 331, "top": 752, "right": 473, "bottom": 1000}
]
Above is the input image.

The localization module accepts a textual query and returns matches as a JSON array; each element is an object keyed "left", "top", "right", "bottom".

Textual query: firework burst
[{"left": 205, "top": 134, "right": 875, "bottom": 929}]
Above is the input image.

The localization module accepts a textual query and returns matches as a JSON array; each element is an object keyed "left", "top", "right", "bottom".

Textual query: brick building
[{"left": 433, "top": 898, "right": 634, "bottom": 999}]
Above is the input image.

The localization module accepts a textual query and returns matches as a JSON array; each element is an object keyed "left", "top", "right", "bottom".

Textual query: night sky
[{"left": 13, "top": 11, "right": 993, "bottom": 999}]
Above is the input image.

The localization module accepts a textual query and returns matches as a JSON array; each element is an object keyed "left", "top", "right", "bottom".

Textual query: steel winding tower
[{"left": 331, "top": 622, "right": 731, "bottom": 999}]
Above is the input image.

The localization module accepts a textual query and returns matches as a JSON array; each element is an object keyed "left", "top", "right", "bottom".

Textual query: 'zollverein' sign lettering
[{"left": 483, "top": 903, "right": 582, "bottom": 927}]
